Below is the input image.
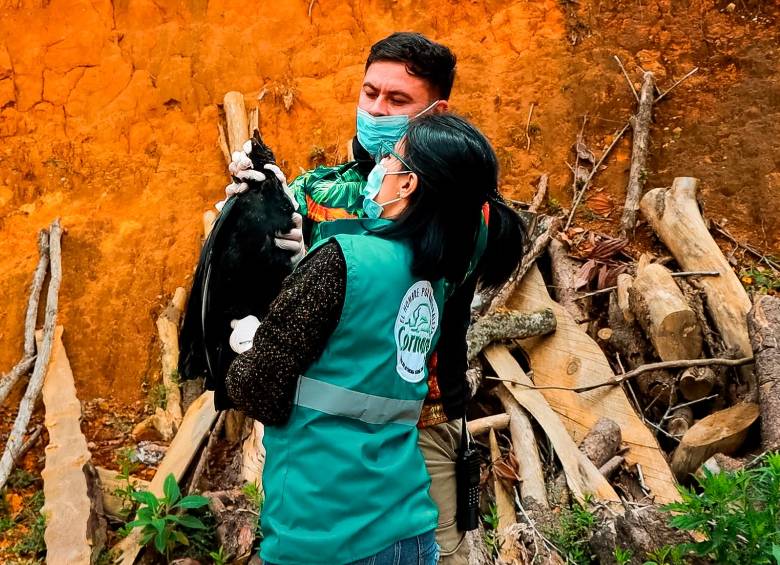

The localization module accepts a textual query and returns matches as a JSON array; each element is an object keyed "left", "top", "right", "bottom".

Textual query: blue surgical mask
[
  {"left": 362, "top": 163, "right": 410, "bottom": 219},
  {"left": 356, "top": 100, "right": 440, "bottom": 158}
]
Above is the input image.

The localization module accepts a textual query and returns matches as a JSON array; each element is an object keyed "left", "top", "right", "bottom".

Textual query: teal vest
[{"left": 261, "top": 220, "right": 444, "bottom": 565}]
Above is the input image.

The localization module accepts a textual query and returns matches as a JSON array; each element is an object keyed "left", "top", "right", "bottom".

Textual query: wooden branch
[
  {"left": 525, "top": 102, "right": 535, "bottom": 152},
  {"left": 528, "top": 174, "right": 548, "bottom": 214},
  {"left": 188, "top": 410, "right": 226, "bottom": 495},
  {"left": 242, "top": 419, "right": 265, "bottom": 486},
  {"left": 203, "top": 210, "right": 216, "bottom": 241},
  {"left": 489, "top": 217, "right": 560, "bottom": 312},
  {"left": 620, "top": 71, "right": 655, "bottom": 238},
  {"left": 579, "top": 417, "right": 622, "bottom": 468},
  {"left": 629, "top": 262, "right": 703, "bottom": 361},
  {"left": 616, "top": 274, "right": 633, "bottom": 322},
  {"left": 548, "top": 239, "right": 589, "bottom": 324},
  {"left": 599, "top": 455, "right": 624, "bottom": 479},
  {"left": 223, "top": 91, "right": 249, "bottom": 154},
  {"left": 0, "top": 219, "right": 63, "bottom": 491},
  {"left": 499, "top": 263, "right": 680, "bottom": 503},
  {"left": 248, "top": 106, "right": 259, "bottom": 136},
  {"left": 488, "top": 429, "right": 524, "bottom": 563},
  {"left": 467, "top": 413, "right": 510, "bottom": 436},
  {"left": 491, "top": 357, "right": 753, "bottom": 394},
  {"left": 670, "top": 402, "right": 759, "bottom": 480},
  {"left": 748, "top": 295, "right": 780, "bottom": 450},
  {"left": 40, "top": 327, "right": 107, "bottom": 564},
  {"left": 640, "top": 178, "right": 753, "bottom": 371},
  {"left": 614, "top": 55, "right": 639, "bottom": 103},
  {"left": 113, "top": 391, "right": 219, "bottom": 565},
  {"left": 655, "top": 67, "right": 699, "bottom": 104},
  {"left": 217, "top": 123, "right": 231, "bottom": 165},
  {"left": 483, "top": 345, "right": 619, "bottom": 505},
  {"left": 466, "top": 308, "right": 556, "bottom": 362},
  {"left": 495, "top": 387, "right": 548, "bottom": 508},
  {"left": 0, "top": 230, "right": 49, "bottom": 405}
]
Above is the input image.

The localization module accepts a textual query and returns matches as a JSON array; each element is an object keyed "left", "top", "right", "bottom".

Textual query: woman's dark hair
[
  {"left": 375, "top": 113, "right": 524, "bottom": 288},
  {"left": 366, "top": 32, "right": 457, "bottom": 99}
]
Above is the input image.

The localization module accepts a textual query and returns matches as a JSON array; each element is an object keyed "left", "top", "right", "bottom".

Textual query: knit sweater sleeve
[{"left": 225, "top": 241, "right": 346, "bottom": 425}]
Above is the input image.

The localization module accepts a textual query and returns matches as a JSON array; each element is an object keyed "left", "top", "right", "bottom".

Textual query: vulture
[{"left": 179, "top": 130, "right": 296, "bottom": 409}]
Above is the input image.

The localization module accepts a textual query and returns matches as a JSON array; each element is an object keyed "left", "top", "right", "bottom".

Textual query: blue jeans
[
  {"left": 348, "top": 530, "right": 440, "bottom": 565},
  {"left": 264, "top": 530, "right": 439, "bottom": 565}
]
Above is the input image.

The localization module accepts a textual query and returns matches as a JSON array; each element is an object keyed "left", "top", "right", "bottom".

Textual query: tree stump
[{"left": 747, "top": 295, "right": 780, "bottom": 450}]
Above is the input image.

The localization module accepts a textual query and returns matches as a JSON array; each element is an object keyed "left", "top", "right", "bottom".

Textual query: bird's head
[{"left": 247, "top": 129, "right": 276, "bottom": 170}]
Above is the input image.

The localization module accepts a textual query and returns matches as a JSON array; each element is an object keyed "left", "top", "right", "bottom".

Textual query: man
[{"left": 232, "top": 32, "right": 473, "bottom": 564}]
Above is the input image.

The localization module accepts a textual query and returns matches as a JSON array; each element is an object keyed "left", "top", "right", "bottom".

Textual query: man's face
[{"left": 359, "top": 61, "right": 449, "bottom": 117}]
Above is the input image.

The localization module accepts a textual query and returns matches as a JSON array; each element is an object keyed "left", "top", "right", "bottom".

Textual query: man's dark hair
[{"left": 366, "top": 32, "right": 457, "bottom": 99}]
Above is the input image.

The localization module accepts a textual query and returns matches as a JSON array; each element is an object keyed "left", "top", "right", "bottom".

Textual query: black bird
[{"left": 179, "top": 130, "right": 296, "bottom": 410}]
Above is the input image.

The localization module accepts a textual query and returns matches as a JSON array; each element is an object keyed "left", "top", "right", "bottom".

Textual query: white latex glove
[
  {"left": 229, "top": 315, "right": 261, "bottom": 354},
  {"left": 215, "top": 142, "right": 268, "bottom": 210},
  {"left": 276, "top": 212, "right": 306, "bottom": 265}
]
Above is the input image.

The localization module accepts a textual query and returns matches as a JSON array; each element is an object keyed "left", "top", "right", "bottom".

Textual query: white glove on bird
[{"left": 228, "top": 315, "right": 261, "bottom": 354}]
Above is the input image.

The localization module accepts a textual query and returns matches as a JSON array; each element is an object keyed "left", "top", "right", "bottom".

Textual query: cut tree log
[
  {"left": 620, "top": 71, "right": 655, "bottom": 238},
  {"left": 466, "top": 308, "right": 556, "bottom": 362},
  {"left": 483, "top": 345, "right": 619, "bottom": 504},
  {"left": 203, "top": 489, "right": 257, "bottom": 562},
  {"left": 0, "top": 229, "right": 49, "bottom": 405},
  {"left": 504, "top": 263, "right": 680, "bottom": 503},
  {"left": 747, "top": 295, "right": 780, "bottom": 450},
  {"left": 528, "top": 174, "right": 549, "bottom": 214},
  {"left": 188, "top": 411, "right": 226, "bottom": 495},
  {"left": 132, "top": 287, "right": 187, "bottom": 442},
  {"left": 607, "top": 293, "right": 674, "bottom": 404},
  {"left": 40, "top": 327, "right": 107, "bottom": 564},
  {"left": 495, "top": 387, "right": 548, "bottom": 508},
  {"left": 599, "top": 455, "right": 624, "bottom": 479},
  {"left": 578, "top": 417, "right": 622, "bottom": 468},
  {"left": 548, "top": 239, "right": 589, "bottom": 325},
  {"left": 629, "top": 262, "right": 702, "bottom": 362},
  {"left": 488, "top": 429, "right": 525, "bottom": 564},
  {"left": 679, "top": 366, "right": 717, "bottom": 401},
  {"left": 467, "top": 413, "right": 510, "bottom": 436},
  {"left": 670, "top": 402, "right": 759, "bottom": 480},
  {"left": 0, "top": 219, "right": 63, "bottom": 491},
  {"left": 640, "top": 178, "right": 753, "bottom": 371},
  {"left": 113, "top": 391, "right": 219, "bottom": 565},
  {"left": 223, "top": 91, "right": 249, "bottom": 153},
  {"left": 666, "top": 406, "right": 694, "bottom": 438},
  {"left": 95, "top": 467, "right": 150, "bottom": 522}
]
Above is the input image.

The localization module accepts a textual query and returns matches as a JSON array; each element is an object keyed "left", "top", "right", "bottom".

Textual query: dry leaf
[
  {"left": 590, "top": 237, "right": 629, "bottom": 261},
  {"left": 586, "top": 193, "right": 615, "bottom": 216},
  {"left": 574, "top": 259, "right": 598, "bottom": 289}
]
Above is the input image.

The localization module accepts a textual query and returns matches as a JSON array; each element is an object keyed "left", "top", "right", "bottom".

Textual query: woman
[{"left": 226, "top": 113, "right": 520, "bottom": 565}]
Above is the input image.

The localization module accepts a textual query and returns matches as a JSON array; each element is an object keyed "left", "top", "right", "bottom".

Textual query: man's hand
[
  {"left": 277, "top": 212, "right": 306, "bottom": 266},
  {"left": 229, "top": 315, "right": 261, "bottom": 354}
]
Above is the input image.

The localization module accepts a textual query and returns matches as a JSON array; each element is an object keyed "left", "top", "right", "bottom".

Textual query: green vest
[{"left": 261, "top": 220, "right": 444, "bottom": 565}]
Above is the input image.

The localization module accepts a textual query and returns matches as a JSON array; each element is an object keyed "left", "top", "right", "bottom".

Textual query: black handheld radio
[{"left": 455, "top": 414, "right": 481, "bottom": 531}]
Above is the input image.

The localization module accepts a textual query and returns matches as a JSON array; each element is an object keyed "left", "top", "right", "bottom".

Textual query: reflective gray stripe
[{"left": 294, "top": 376, "right": 423, "bottom": 426}]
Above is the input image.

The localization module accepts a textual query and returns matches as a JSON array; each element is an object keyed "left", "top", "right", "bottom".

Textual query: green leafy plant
[
  {"left": 482, "top": 502, "right": 501, "bottom": 556},
  {"left": 8, "top": 468, "right": 38, "bottom": 489},
  {"left": 614, "top": 546, "right": 633, "bottom": 565},
  {"left": 242, "top": 481, "right": 263, "bottom": 510},
  {"left": 547, "top": 197, "right": 563, "bottom": 215},
  {"left": 545, "top": 499, "right": 597, "bottom": 565},
  {"left": 148, "top": 382, "right": 168, "bottom": 410},
  {"left": 662, "top": 452, "right": 780, "bottom": 565},
  {"left": 113, "top": 447, "right": 140, "bottom": 519},
  {"left": 643, "top": 544, "right": 688, "bottom": 565},
  {"left": 209, "top": 545, "right": 228, "bottom": 565},
  {"left": 741, "top": 266, "right": 780, "bottom": 294},
  {"left": 127, "top": 473, "right": 210, "bottom": 560}
]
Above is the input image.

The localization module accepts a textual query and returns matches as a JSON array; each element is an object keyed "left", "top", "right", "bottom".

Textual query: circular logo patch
[{"left": 395, "top": 281, "right": 439, "bottom": 383}]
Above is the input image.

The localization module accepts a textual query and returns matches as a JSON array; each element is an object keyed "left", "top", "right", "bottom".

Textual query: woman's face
[{"left": 375, "top": 140, "right": 416, "bottom": 218}]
